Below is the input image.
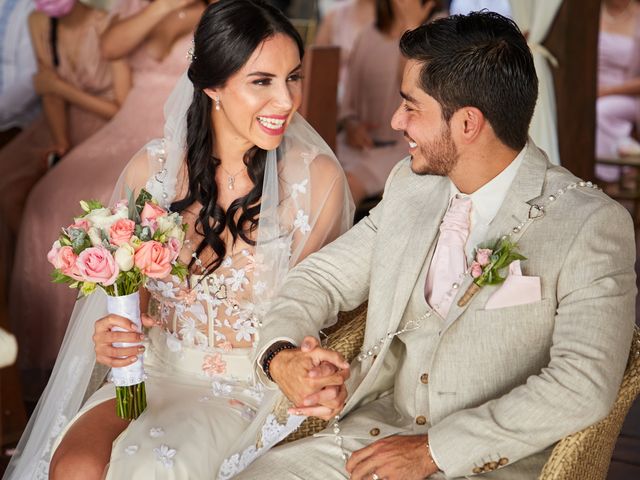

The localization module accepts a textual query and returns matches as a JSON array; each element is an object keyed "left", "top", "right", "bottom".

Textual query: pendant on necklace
[{"left": 228, "top": 176, "right": 235, "bottom": 190}]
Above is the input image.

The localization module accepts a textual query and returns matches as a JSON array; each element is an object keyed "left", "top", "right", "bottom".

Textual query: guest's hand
[
  {"left": 33, "top": 68, "right": 63, "bottom": 96},
  {"left": 93, "top": 313, "right": 157, "bottom": 367},
  {"left": 270, "top": 336, "right": 350, "bottom": 420},
  {"left": 346, "top": 434, "right": 439, "bottom": 480},
  {"left": 345, "top": 119, "right": 374, "bottom": 150}
]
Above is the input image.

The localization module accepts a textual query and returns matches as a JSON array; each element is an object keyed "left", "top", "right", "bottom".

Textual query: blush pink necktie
[{"left": 425, "top": 195, "right": 472, "bottom": 318}]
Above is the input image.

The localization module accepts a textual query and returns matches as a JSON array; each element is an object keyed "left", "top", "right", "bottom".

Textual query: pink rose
[
  {"left": 134, "top": 241, "right": 173, "bottom": 278},
  {"left": 166, "top": 237, "right": 182, "bottom": 262},
  {"left": 140, "top": 202, "right": 166, "bottom": 231},
  {"left": 470, "top": 261, "right": 483, "bottom": 279},
  {"left": 68, "top": 218, "right": 90, "bottom": 232},
  {"left": 109, "top": 218, "right": 136, "bottom": 246},
  {"left": 475, "top": 248, "right": 492, "bottom": 267},
  {"left": 47, "top": 243, "right": 83, "bottom": 280},
  {"left": 76, "top": 246, "right": 119, "bottom": 285}
]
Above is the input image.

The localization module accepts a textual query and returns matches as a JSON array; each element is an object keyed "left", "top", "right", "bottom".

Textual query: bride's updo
[{"left": 172, "top": 0, "right": 305, "bottom": 276}]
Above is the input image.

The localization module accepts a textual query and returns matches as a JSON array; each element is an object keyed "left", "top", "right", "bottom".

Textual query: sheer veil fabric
[{"left": 4, "top": 73, "right": 354, "bottom": 479}]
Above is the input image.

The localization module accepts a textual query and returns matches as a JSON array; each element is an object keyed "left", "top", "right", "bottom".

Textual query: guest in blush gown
[
  {"left": 9, "top": 0, "right": 209, "bottom": 398},
  {"left": 0, "top": 0, "right": 129, "bottom": 237}
]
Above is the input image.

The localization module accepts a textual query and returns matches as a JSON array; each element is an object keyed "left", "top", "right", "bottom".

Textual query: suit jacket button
[
  {"left": 415, "top": 415, "right": 427, "bottom": 425},
  {"left": 420, "top": 373, "right": 429, "bottom": 384},
  {"left": 499, "top": 457, "right": 509, "bottom": 466},
  {"left": 369, "top": 427, "right": 380, "bottom": 436},
  {"left": 472, "top": 467, "right": 483, "bottom": 474},
  {"left": 488, "top": 461, "right": 498, "bottom": 470}
]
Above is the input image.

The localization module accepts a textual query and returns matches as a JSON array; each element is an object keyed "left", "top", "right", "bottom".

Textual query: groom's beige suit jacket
[{"left": 257, "top": 142, "right": 637, "bottom": 478}]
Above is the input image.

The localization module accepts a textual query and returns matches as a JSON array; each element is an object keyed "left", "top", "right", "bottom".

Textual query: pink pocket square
[{"left": 484, "top": 260, "right": 541, "bottom": 310}]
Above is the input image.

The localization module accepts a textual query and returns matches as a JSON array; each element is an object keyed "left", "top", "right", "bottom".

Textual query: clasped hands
[{"left": 269, "top": 336, "right": 350, "bottom": 420}]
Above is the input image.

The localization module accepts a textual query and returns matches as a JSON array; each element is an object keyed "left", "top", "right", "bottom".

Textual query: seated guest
[
  {"left": 232, "top": 12, "right": 637, "bottom": 480},
  {"left": 314, "top": 0, "right": 375, "bottom": 103},
  {"left": 0, "top": 0, "right": 130, "bottom": 236},
  {"left": 8, "top": 0, "right": 206, "bottom": 400},
  {"left": 0, "top": 0, "right": 40, "bottom": 134},
  {"left": 596, "top": 0, "right": 640, "bottom": 181},
  {"left": 336, "top": 0, "right": 442, "bottom": 206}
]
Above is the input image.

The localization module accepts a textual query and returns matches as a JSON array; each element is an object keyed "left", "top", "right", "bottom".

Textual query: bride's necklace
[{"left": 220, "top": 164, "right": 247, "bottom": 190}]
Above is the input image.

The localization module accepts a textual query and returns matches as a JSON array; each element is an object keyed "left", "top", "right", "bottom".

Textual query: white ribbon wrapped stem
[{"left": 106, "top": 292, "right": 145, "bottom": 386}]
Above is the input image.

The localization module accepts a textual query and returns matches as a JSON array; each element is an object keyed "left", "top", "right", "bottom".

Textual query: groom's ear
[{"left": 452, "top": 106, "right": 485, "bottom": 145}]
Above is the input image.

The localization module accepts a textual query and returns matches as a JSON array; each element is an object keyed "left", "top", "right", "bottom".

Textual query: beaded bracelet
[{"left": 261, "top": 341, "right": 296, "bottom": 382}]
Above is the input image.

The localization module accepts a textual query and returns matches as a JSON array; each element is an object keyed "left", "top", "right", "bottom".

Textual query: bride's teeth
[
  {"left": 409, "top": 141, "right": 417, "bottom": 148},
  {"left": 257, "top": 117, "right": 285, "bottom": 130}
]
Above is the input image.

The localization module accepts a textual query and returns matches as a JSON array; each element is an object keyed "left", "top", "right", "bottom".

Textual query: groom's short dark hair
[{"left": 400, "top": 11, "right": 538, "bottom": 151}]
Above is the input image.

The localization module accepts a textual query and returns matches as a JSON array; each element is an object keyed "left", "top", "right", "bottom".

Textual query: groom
[{"left": 238, "top": 12, "right": 637, "bottom": 480}]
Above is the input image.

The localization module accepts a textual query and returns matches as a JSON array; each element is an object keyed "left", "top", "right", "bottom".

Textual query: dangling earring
[{"left": 215, "top": 96, "right": 221, "bottom": 111}]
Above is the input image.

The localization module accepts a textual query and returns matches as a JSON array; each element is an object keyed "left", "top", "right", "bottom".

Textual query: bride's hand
[{"left": 93, "top": 314, "right": 148, "bottom": 367}]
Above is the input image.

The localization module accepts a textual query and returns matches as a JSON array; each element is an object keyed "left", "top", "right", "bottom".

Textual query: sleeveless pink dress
[
  {"left": 10, "top": 0, "right": 192, "bottom": 394},
  {"left": 596, "top": 16, "right": 640, "bottom": 180},
  {"left": 0, "top": 9, "right": 114, "bottom": 235}
]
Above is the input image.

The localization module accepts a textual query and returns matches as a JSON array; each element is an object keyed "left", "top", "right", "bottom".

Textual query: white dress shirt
[{"left": 450, "top": 147, "right": 526, "bottom": 259}]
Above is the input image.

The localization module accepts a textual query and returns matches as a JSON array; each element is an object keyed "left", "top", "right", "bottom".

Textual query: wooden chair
[
  {"left": 282, "top": 310, "right": 640, "bottom": 479},
  {"left": 299, "top": 45, "right": 340, "bottom": 152}
]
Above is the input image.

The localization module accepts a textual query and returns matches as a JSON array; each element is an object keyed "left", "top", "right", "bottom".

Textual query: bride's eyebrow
[{"left": 246, "top": 64, "right": 302, "bottom": 78}]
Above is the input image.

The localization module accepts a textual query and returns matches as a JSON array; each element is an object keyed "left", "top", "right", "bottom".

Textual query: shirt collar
[{"left": 449, "top": 146, "right": 526, "bottom": 225}]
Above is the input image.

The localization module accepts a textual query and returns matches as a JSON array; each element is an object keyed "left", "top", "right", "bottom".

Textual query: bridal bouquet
[{"left": 47, "top": 189, "right": 187, "bottom": 419}]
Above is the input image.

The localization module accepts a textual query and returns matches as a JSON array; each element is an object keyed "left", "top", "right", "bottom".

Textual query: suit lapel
[
  {"left": 443, "top": 142, "right": 550, "bottom": 328},
  {"left": 377, "top": 175, "right": 450, "bottom": 338}
]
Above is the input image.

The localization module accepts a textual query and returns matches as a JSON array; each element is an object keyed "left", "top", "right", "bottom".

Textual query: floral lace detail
[
  {"left": 146, "top": 246, "right": 263, "bottom": 351},
  {"left": 294, "top": 209, "right": 311, "bottom": 234},
  {"left": 202, "top": 353, "right": 227, "bottom": 376},
  {"left": 125, "top": 445, "right": 139, "bottom": 455},
  {"left": 154, "top": 444, "right": 177, "bottom": 468},
  {"left": 217, "top": 414, "right": 304, "bottom": 480}
]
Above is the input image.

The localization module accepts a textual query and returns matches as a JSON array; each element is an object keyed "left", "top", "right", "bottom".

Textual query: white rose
[
  {"left": 156, "top": 215, "right": 175, "bottom": 235},
  {"left": 114, "top": 244, "right": 135, "bottom": 271},
  {"left": 85, "top": 207, "right": 128, "bottom": 230},
  {"left": 87, "top": 227, "right": 103, "bottom": 247},
  {"left": 168, "top": 225, "right": 185, "bottom": 242}
]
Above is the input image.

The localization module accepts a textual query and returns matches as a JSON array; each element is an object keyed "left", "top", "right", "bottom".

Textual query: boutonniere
[{"left": 457, "top": 238, "right": 527, "bottom": 307}]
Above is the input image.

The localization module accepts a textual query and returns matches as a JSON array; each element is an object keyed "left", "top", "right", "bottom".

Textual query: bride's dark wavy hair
[{"left": 171, "top": 0, "right": 304, "bottom": 276}]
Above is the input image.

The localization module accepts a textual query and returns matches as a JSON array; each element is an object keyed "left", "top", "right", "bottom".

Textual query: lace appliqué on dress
[{"left": 217, "top": 414, "right": 304, "bottom": 480}]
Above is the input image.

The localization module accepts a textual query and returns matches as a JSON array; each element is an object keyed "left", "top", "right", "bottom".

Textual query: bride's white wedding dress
[{"left": 4, "top": 74, "right": 354, "bottom": 480}]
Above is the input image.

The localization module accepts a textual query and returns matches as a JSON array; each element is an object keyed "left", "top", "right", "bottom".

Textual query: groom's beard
[{"left": 410, "top": 123, "right": 458, "bottom": 177}]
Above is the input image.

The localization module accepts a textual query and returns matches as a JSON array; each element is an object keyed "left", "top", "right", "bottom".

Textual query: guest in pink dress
[
  {"left": 336, "top": 0, "right": 443, "bottom": 205},
  {"left": 314, "top": 0, "right": 375, "bottom": 103},
  {"left": 596, "top": 0, "right": 640, "bottom": 181},
  {"left": 10, "top": 0, "right": 208, "bottom": 398},
  {"left": 0, "top": 0, "right": 129, "bottom": 236}
]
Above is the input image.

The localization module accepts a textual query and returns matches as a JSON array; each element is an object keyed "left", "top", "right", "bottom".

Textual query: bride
[{"left": 4, "top": 1, "right": 354, "bottom": 478}]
